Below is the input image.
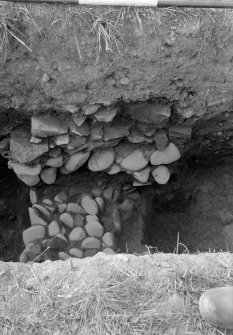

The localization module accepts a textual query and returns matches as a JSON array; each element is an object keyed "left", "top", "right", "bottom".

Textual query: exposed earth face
[{"left": 1, "top": 6, "right": 233, "bottom": 261}]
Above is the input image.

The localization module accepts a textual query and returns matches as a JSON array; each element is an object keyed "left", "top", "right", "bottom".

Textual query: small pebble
[
  {"left": 40, "top": 167, "right": 57, "bottom": 185},
  {"left": 9, "top": 161, "right": 41, "bottom": 176},
  {"left": 25, "top": 243, "right": 41, "bottom": 255},
  {"left": 30, "top": 189, "right": 38, "bottom": 204},
  {"left": 103, "top": 187, "right": 113, "bottom": 200},
  {"left": 56, "top": 234, "right": 68, "bottom": 242},
  {"left": 69, "top": 227, "right": 86, "bottom": 242},
  {"left": 49, "top": 147, "right": 62, "bottom": 157},
  {"left": 150, "top": 143, "right": 181, "bottom": 165},
  {"left": 133, "top": 166, "right": 151, "bottom": 184},
  {"left": 91, "top": 187, "right": 102, "bottom": 197},
  {"left": 152, "top": 165, "right": 170, "bottom": 185},
  {"left": 112, "top": 207, "right": 121, "bottom": 234},
  {"left": 85, "top": 220, "right": 104, "bottom": 238},
  {"left": 29, "top": 207, "right": 48, "bottom": 226},
  {"left": 120, "top": 77, "right": 130, "bottom": 85},
  {"left": 88, "top": 148, "right": 115, "bottom": 172},
  {"left": 103, "top": 248, "right": 115, "bottom": 255},
  {"left": 41, "top": 239, "right": 50, "bottom": 249},
  {"left": 95, "top": 197, "right": 105, "bottom": 211},
  {"left": 30, "top": 136, "right": 42, "bottom": 144},
  {"left": 63, "top": 104, "right": 79, "bottom": 113},
  {"left": 19, "top": 250, "right": 28, "bottom": 263},
  {"left": 183, "top": 110, "right": 194, "bottom": 119},
  {"left": 69, "top": 248, "right": 83, "bottom": 258},
  {"left": 74, "top": 214, "right": 85, "bottom": 227},
  {"left": 23, "top": 225, "right": 45, "bottom": 246},
  {"left": 44, "top": 205, "right": 56, "bottom": 213},
  {"left": 54, "top": 191, "right": 68, "bottom": 203},
  {"left": 83, "top": 105, "right": 99, "bottom": 115},
  {"left": 54, "top": 134, "right": 69, "bottom": 146},
  {"left": 45, "top": 156, "right": 63, "bottom": 168},
  {"left": 58, "top": 252, "right": 70, "bottom": 260},
  {"left": 86, "top": 215, "right": 99, "bottom": 222},
  {"left": 60, "top": 166, "right": 72, "bottom": 174},
  {"left": 49, "top": 235, "right": 68, "bottom": 251},
  {"left": 61, "top": 227, "right": 67, "bottom": 235},
  {"left": 67, "top": 203, "right": 85, "bottom": 214},
  {"left": 60, "top": 213, "right": 74, "bottom": 228},
  {"left": 41, "top": 72, "right": 50, "bottom": 83},
  {"left": 65, "top": 151, "right": 90, "bottom": 172},
  {"left": 81, "top": 237, "right": 101, "bottom": 249},
  {"left": 81, "top": 195, "right": 98, "bottom": 215},
  {"left": 154, "top": 132, "right": 168, "bottom": 151},
  {"left": 58, "top": 203, "right": 67, "bottom": 213},
  {"left": 102, "top": 232, "right": 115, "bottom": 249},
  {"left": 42, "top": 199, "right": 53, "bottom": 206},
  {"left": 120, "top": 149, "right": 148, "bottom": 171},
  {"left": 107, "top": 164, "right": 121, "bottom": 175},
  {"left": 48, "top": 221, "right": 60, "bottom": 237},
  {"left": 113, "top": 189, "right": 121, "bottom": 202},
  {"left": 84, "top": 249, "right": 99, "bottom": 257},
  {"left": 32, "top": 204, "right": 50, "bottom": 217}
]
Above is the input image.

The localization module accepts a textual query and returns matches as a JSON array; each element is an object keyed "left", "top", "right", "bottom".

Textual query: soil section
[
  {"left": 143, "top": 164, "right": 233, "bottom": 253},
  {"left": 1, "top": 7, "right": 233, "bottom": 124}
]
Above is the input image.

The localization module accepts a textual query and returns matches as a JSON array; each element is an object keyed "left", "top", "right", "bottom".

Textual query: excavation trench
[{"left": 1, "top": 106, "right": 233, "bottom": 262}]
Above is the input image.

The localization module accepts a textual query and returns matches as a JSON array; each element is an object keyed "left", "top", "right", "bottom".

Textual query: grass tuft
[
  {"left": 1, "top": 4, "right": 233, "bottom": 62},
  {"left": 0, "top": 3, "right": 33, "bottom": 62},
  {"left": 1, "top": 253, "right": 233, "bottom": 334}
]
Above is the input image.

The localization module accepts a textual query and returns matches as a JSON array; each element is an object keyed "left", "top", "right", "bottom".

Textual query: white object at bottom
[{"left": 80, "top": 0, "right": 158, "bottom": 6}]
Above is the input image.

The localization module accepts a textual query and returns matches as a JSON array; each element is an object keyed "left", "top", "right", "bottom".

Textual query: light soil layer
[
  {"left": 0, "top": 7, "right": 233, "bottom": 123},
  {"left": 1, "top": 252, "right": 233, "bottom": 334}
]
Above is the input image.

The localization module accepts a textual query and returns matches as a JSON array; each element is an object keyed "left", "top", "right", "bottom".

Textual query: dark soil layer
[
  {"left": 143, "top": 163, "right": 233, "bottom": 253},
  {"left": 0, "top": 157, "right": 30, "bottom": 261}
]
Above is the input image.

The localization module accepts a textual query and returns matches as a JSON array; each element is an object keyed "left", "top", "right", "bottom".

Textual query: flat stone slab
[
  {"left": 31, "top": 115, "right": 68, "bottom": 137},
  {"left": 125, "top": 103, "right": 171, "bottom": 125},
  {"left": 93, "top": 108, "right": 118, "bottom": 123},
  {"left": 10, "top": 128, "right": 48, "bottom": 164}
]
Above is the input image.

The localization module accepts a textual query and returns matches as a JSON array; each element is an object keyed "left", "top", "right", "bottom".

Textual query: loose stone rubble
[{"left": 1, "top": 102, "right": 192, "bottom": 187}]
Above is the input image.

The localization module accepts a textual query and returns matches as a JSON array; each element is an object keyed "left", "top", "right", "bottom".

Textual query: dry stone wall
[
  {"left": 19, "top": 182, "right": 142, "bottom": 263},
  {"left": 1, "top": 102, "right": 192, "bottom": 187}
]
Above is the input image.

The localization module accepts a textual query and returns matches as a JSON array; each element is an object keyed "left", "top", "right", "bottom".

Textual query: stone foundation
[
  {"left": 0, "top": 101, "right": 193, "bottom": 262},
  {"left": 0, "top": 101, "right": 192, "bottom": 188}
]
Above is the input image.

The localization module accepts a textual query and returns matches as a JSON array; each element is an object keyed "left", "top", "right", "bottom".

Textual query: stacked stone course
[{"left": 1, "top": 102, "right": 192, "bottom": 187}]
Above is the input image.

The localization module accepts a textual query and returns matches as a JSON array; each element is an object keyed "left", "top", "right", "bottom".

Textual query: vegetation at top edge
[{"left": 1, "top": 4, "right": 233, "bottom": 62}]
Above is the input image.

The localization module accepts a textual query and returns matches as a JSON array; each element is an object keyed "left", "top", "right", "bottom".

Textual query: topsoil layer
[{"left": 1, "top": 6, "right": 233, "bottom": 127}]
